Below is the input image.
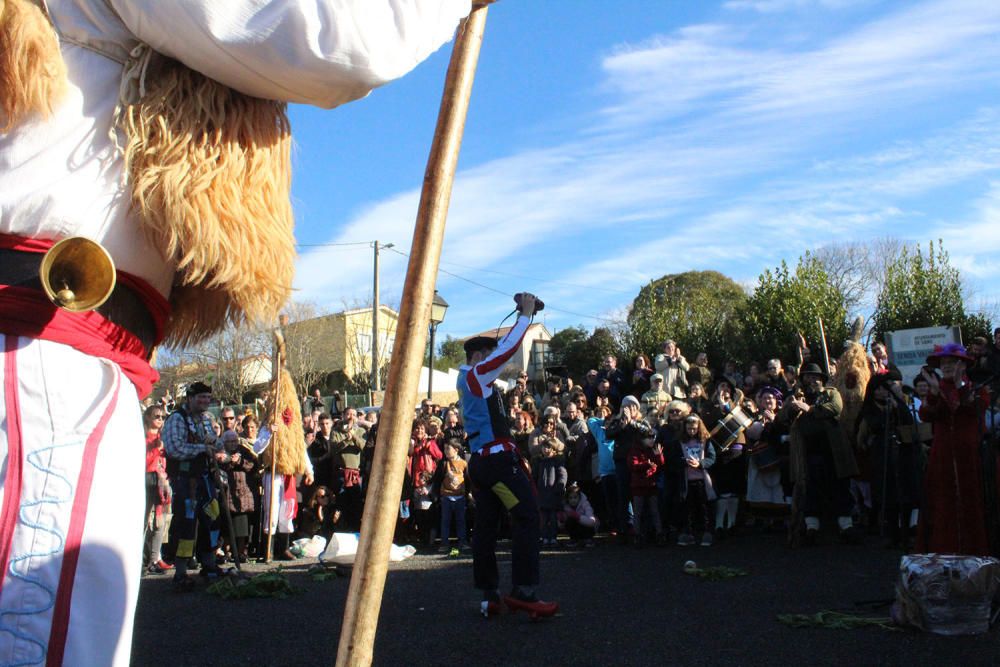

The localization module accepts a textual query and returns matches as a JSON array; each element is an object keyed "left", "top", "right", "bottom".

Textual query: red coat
[
  {"left": 408, "top": 438, "right": 443, "bottom": 484},
  {"left": 916, "top": 379, "right": 997, "bottom": 556},
  {"left": 628, "top": 445, "right": 664, "bottom": 497},
  {"left": 145, "top": 431, "right": 164, "bottom": 474}
]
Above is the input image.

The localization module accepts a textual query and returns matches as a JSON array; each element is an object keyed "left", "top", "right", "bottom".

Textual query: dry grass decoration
[
  {"left": 832, "top": 316, "right": 870, "bottom": 451},
  {"left": 121, "top": 54, "right": 296, "bottom": 347},
  {"left": 262, "top": 368, "right": 308, "bottom": 476}
]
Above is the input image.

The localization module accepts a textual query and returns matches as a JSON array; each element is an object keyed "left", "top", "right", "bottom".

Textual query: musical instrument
[
  {"left": 708, "top": 405, "right": 753, "bottom": 452},
  {"left": 749, "top": 442, "right": 781, "bottom": 471}
]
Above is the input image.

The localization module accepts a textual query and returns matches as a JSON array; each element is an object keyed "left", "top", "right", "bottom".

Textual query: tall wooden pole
[
  {"left": 335, "top": 6, "right": 490, "bottom": 666},
  {"left": 371, "top": 241, "right": 381, "bottom": 400}
]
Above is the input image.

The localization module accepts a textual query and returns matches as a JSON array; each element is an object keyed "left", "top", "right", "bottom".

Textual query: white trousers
[
  {"left": 261, "top": 473, "right": 295, "bottom": 534},
  {"left": 0, "top": 335, "right": 143, "bottom": 666}
]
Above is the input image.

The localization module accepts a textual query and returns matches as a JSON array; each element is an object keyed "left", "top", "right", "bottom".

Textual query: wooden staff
[
  {"left": 818, "top": 317, "right": 831, "bottom": 378},
  {"left": 335, "top": 6, "right": 490, "bottom": 666},
  {"left": 264, "top": 316, "right": 289, "bottom": 562}
]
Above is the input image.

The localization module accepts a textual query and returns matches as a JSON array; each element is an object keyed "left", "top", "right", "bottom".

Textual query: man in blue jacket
[{"left": 458, "top": 292, "right": 559, "bottom": 618}]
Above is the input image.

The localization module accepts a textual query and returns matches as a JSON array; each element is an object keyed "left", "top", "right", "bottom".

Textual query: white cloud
[{"left": 724, "top": 0, "right": 866, "bottom": 12}]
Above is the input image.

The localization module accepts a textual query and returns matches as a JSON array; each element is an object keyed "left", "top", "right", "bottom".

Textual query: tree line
[{"left": 548, "top": 239, "right": 993, "bottom": 379}]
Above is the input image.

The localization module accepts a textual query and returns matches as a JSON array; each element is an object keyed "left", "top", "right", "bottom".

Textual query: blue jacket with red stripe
[{"left": 458, "top": 315, "right": 531, "bottom": 454}]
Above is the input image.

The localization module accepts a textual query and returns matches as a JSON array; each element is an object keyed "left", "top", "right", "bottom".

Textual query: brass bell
[{"left": 39, "top": 237, "right": 117, "bottom": 312}]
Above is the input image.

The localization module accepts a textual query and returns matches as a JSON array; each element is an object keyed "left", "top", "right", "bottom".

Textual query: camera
[{"left": 514, "top": 292, "right": 544, "bottom": 315}]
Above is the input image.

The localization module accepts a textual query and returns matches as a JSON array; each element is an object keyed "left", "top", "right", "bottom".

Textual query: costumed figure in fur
[
  {"left": 831, "top": 317, "right": 872, "bottom": 522},
  {"left": 257, "top": 366, "right": 311, "bottom": 562},
  {"left": 0, "top": 1, "right": 476, "bottom": 663}
]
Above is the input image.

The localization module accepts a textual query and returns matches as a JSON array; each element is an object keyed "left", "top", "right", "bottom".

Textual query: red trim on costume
[
  {"left": 283, "top": 475, "right": 297, "bottom": 520},
  {"left": 46, "top": 372, "right": 121, "bottom": 667},
  {"left": 0, "top": 233, "right": 52, "bottom": 254},
  {"left": 0, "top": 337, "right": 25, "bottom": 599},
  {"left": 466, "top": 368, "right": 483, "bottom": 398},
  {"left": 0, "top": 286, "right": 158, "bottom": 398},
  {"left": 474, "top": 328, "right": 525, "bottom": 374}
]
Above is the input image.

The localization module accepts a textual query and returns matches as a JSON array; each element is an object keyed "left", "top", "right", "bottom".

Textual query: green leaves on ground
[
  {"left": 777, "top": 610, "right": 897, "bottom": 630},
  {"left": 684, "top": 565, "right": 749, "bottom": 581},
  {"left": 206, "top": 568, "right": 302, "bottom": 599}
]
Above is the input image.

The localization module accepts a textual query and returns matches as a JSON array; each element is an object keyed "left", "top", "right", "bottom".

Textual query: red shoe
[
  {"left": 503, "top": 592, "right": 559, "bottom": 619},
  {"left": 156, "top": 560, "right": 174, "bottom": 571},
  {"left": 480, "top": 599, "right": 507, "bottom": 618}
]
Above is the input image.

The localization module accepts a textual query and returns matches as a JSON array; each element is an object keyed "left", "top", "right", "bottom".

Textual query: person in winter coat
[
  {"left": 561, "top": 482, "right": 598, "bottom": 547},
  {"left": 534, "top": 440, "right": 568, "bottom": 547},
  {"left": 605, "top": 395, "right": 654, "bottom": 543},
  {"left": 220, "top": 430, "right": 258, "bottom": 563},
  {"left": 674, "top": 415, "right": 717, "bottom": 547},
  {"left": 628, "top": 435, "right": 666, "bottom": 546}
]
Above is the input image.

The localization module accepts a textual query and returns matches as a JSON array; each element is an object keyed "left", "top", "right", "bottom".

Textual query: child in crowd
[
  {"left": 534, "top": 440, "right": 568, "bottom": 547},
  {"left": 676, "top": 414, "right": 717, "bottom": 547},
  {"left": 560, "top": 482, "right": 598, "bottom": 547},
  {"left": 296, "top": 485, "right": 340, "bottom": 541},
  {"left": 434, "top": 439, "right": 471, "bottom": 554},
  {"left": 628, "top": 435, "right": 666, "bottom": 547}
]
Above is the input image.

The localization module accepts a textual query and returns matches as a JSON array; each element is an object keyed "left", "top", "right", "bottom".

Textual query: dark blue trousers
[{"left": 469, "top": 450, "right": 539, "bottom": 591}]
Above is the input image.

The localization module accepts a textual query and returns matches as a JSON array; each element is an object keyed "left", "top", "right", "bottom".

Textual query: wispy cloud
[{"left": 723, "top": 0, "right": 866, "bottom": 12}]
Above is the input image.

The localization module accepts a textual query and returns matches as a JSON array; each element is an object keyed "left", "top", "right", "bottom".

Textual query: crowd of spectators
[{"left": 142, "top": 329, "right": 1000, "bottom": 578}]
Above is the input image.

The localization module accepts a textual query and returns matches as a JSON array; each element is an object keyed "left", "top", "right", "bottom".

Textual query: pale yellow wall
[{"left": 282, "top": 306, "right": 399, "bottom": 381}]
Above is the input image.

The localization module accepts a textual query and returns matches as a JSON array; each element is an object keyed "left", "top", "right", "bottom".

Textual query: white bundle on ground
[{"left": 318, "top": 533, "right": 417, "bottom": 565}]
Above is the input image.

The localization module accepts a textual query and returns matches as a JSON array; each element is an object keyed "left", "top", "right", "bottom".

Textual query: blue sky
[{"left": 289, "top": 0, "right": 1000, "bottom": 343}]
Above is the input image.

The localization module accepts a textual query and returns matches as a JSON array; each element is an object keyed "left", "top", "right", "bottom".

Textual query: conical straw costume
[{"left": 261, "top": 368, "right": 308, "bottom": 476}]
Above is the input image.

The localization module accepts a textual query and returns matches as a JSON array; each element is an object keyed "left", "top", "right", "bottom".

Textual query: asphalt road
[{"left": 130, "top": 530, "right": 1000, "bottom": 666}]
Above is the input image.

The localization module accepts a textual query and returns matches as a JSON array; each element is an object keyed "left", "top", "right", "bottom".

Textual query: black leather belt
[{"left": 0, "top": 247, "right": 158, "bottom": 353}]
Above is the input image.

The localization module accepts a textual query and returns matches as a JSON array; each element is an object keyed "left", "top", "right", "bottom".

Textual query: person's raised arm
[{"left": 466, "top": 313, "right": 532, "bottom": 397}]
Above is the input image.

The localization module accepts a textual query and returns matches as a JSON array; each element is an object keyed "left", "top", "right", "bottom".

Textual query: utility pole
[{"left": 371, "top": 241, "right": 393, "bottom": 402}]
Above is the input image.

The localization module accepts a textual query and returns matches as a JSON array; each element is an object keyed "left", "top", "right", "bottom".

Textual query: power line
[
  {"left": 298, "top": 241, "right": 630, "bottom": 296},
  {"left": 436, "top": 259, "right": 632, "bottom": 295},
  {"left": 297, "top": 241, "right": 374, "bottom": 248},
  {"left": 384, "top": 246, "right": 624, "bottom": 325}
]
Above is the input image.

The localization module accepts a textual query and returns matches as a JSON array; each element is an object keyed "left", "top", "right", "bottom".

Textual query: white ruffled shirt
[{"left": 0, "top": 0, "right": 470, "bottom": 296}]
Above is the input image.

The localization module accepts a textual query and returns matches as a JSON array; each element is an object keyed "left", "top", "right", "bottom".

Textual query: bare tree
[
  {"left": 342, "top": 301, "right": 395, "bottom": 393},
  {"left": 172, "top": 321, "right": 270, "bottom": 405},
  {"left": 811, "top": 237, "right": 907, "bottom": 344},
  {"left": 810, "top": 242, "right": 871, "bottom": 315},
  {"left": 281, "top": 301, "right": 334, "bottom": 395}
]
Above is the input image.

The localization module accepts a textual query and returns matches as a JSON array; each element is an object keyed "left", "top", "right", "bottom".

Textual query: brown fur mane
[
  {"left": 121, "top": 55, "right": 296, "bottom": 347},
  {"left": 0, "top": 0, "right": 66, "bottom": 131}
]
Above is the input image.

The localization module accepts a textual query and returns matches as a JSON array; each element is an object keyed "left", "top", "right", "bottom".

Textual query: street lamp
[{"left": 427, "top": 290, "right": 449, "bottom": 399}]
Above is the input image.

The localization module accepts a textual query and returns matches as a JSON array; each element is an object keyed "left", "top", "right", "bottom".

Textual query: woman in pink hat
[{"left": 915, "top": 343, "right": 998, "bottom": 556}]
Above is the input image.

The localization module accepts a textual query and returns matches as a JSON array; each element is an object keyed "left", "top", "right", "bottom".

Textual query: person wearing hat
[
  {"left": 787, "top": 363, "right": 860, "bottom": 545},
  {"left": 915, "top": 343, "right": 997, "bottom": 556},
  {"left": 458, "top": 293, "right": 558, "bottom": 618},
  {"left": 745, "top": 386, "right": 791, "bottom": 513},
  {"left": 161, "top": 381, "right": 229, "bottom": 585},
  {"left": 641, "top": 373, "right": 672, "bottom": 424},
  {"left": 856, "top": 369, "right": 919, "bottom": 548}
]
